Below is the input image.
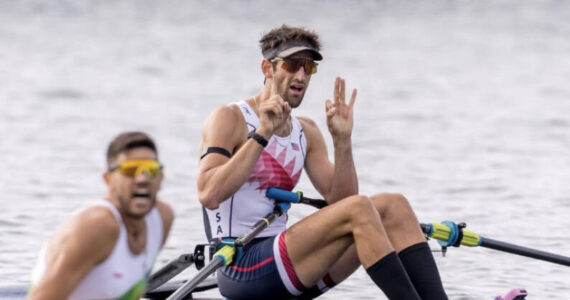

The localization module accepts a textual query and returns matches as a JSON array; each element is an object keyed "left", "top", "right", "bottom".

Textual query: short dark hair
[
  {"left": 259, "top": 25, "right": 321, "bottom": 57},
  {"left": 106, "top": 131, "right": 158, "bottom": 168}
]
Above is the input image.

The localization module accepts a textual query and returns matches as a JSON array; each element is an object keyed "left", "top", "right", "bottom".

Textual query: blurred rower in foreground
[{"left": 27, "top": 131, "right": 174, "bottom": 300}]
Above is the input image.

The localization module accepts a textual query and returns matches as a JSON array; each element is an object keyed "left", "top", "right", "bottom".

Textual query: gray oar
[
  {"left": 147, "top": 243, "right": 210, "bottom": 292},
  {"left": 146, "top": 253, "right": 196, "bottom": 292},
  {"left": 269, "top": 188, "right": 570, "bottom": 267},
  {"left": 166, "top": 204, "right": 286, "bottom": 300},
  {"left": 421, "top": 221, "right": 570, "bottom": 267}
]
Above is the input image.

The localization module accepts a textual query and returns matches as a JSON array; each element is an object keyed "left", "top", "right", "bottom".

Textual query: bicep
[
  {"left": 199, "top": 106, "right": 243, "bottom": 158},
  {"left": 29, "top": 246, "right": 97, "bottom": 299},
  {"left": 197, "top": 106, "right": 246, "bottom": 188},
  {"left": 27, "top": 210, "right": 118, "bottom": 299}
]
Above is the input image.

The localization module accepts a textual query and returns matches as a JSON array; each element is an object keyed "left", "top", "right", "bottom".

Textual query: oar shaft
[
  {"left": 237, "top": 212, "right": 277, "bottom": 246},
  {"left": 422, "top": 221, "right": 570, "bottom": 267},
  {"left": 166, "top": 257, "right": 224, "bottom": 300},
  {"left": 481, "top": 237, "right": 570, "bottom": 267},
  {"left": 269, "top": 193, "right": 570, "bottom": 268},
  {"left": 147, "top": 254, "right": 194, "bottom": 291}
]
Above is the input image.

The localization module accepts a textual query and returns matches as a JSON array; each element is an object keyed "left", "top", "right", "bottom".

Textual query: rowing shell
[
  {"left": 0, "top": 278, "right": 221, "bottom": 300},
  {"left": 0, "top": 277, "right": 529, "bottom": 300}
]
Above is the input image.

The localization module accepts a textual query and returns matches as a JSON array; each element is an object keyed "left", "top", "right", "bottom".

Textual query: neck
[
  {"left": 122, "top": 214, "right": 146, "bottom": 233},
  {"left": 121, "top": 211, "right": 148, "bottom": 254},
  {"left": 107, "top": 196, "right": 147, "bottom": 233},
  {"left": 274, "top": 117, "right": 292, "bottom": 137}
]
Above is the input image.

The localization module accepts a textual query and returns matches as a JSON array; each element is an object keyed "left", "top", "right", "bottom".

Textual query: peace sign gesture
[{"left": 325, "top": 77, "right": 357, "bottom": 139}]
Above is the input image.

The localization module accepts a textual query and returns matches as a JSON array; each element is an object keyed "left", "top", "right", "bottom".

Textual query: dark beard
[
  {"left": 284, "top": 91, "right": 303, "bottom": 108},
  {"left": 117, "top": 194, "right": 153, "bottom": 219}
]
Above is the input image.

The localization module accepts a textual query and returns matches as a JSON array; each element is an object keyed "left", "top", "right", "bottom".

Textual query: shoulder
[
  {"left": 155, "top": 201, "right": 174, "bottom": 228},
  {"left": 202, "top": 105, "right": 247, "bottom": 139},
  {"left": 200, "top": 104, "right": 249, "bottom": 154},
  {"left": 46, "top": 205, "right": 120, "bottom": 264},
  {"left": 72, "top": 205, "right": 120, "bottom": 239},
  {"left": 154, "top": 201, "right": 174, "bottom": 244},
  {"left": 296, "top": 116, "right": 324, "bottom": 145},
  {"left": 204, "top": 104, "right": 245, "bottom": 128},
  {"left": 297, "top": 116, "right": 317, "bottom": 127}
]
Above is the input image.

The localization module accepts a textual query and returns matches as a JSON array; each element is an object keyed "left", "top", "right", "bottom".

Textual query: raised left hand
[{"left": 325, "top": 77, "right": 357, "bottom": 139}]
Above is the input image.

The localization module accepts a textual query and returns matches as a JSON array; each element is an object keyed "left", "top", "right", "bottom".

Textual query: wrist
[
  {"left": 248, "top": 130, "right": 269, "bottom": 148},
  {"left": 255, "top": 127, "right": 273, "bottom": 140},
  {"left": 332, "top": 135, "right": 352, "bottom": 147}
]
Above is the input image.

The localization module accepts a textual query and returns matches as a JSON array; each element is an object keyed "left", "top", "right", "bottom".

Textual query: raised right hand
[{"left": 257, "top": 78, "right": 291, "bottom": 137}]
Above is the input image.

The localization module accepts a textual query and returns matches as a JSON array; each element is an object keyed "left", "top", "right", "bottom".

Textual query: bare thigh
[
  {"left": 284, "top": 195, "right": 393, "bottom": 287},
  {"left": 298, "top": 193, "right": 426, "bottom": 285}
]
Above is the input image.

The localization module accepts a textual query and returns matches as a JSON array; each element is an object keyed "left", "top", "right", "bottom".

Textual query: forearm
[
  {"left": 198, "top": 140, "right": 265, "bottom": 209},
  {"left": 328, "top": 136, "right": 358, "bottom": 203}
]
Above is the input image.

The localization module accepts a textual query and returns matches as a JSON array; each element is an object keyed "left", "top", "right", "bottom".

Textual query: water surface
[{"left": 1, "top": 1, "right": 569, "bottom": 299}]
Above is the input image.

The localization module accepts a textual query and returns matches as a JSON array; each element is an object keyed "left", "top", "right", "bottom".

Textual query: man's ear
[
  {"left": 156, "top": 172, "right": 164, "bottom": 190},
  {"left": 261, "top": 59, "right": 274, "bottom": 79},
  {"left": 103, "top": 172, "right": 112, "bottom": 186}
]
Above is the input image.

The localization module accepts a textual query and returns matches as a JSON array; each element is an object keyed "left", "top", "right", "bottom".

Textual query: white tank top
[
  {"left": 205, "top": 101, "right": 307, "bottom": 239},
  {"left": 31, "top": 200, "right": 164, "bottom": 300}
]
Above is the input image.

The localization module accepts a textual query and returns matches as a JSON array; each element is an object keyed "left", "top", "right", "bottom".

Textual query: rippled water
[{"left": 1, "top": 1, "right": 569, "bottom": 299}]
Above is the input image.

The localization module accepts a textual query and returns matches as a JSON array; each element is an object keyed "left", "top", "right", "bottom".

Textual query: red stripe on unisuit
[
  {"left": 323, "top": 273, "right": 336, "bottom": 287},
  {"left": 231, "top": 257, "right": 274, "bottom": 272},
  {"left": 279, "top": 232, "right": 305, "bottom": 291}
]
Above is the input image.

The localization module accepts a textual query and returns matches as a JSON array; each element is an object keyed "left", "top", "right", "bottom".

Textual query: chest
[{"left": 247, "top": 135, "right": 305, "bottom": 191}]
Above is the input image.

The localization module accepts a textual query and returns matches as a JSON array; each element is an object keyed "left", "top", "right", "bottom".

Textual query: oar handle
[
  {"left": 266, "top": 187, "right": 328, "bottom": 209},
  {"left": 266, "top": 188, "right": 301, "bottom": 203}
]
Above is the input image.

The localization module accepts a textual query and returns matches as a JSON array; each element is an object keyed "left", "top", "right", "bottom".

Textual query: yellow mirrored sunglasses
[{"left": 109, "top": 159, "right": 163, "bottom": 178}]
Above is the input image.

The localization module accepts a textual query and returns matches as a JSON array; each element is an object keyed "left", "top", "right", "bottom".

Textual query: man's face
[
  {"left": 105, "top": 147, "right": 163, "bottom": 219},
  {"left": 272, "top": 51, "right": 317, "bottom": 108}
]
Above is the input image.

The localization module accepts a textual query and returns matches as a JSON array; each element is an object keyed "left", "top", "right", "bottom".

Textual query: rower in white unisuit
[
  {"left": 31, "top": 200, "right": 163, "bottom": 300},
  {"left": 204, "top": 100, "right": 307, "bottom": 240}
]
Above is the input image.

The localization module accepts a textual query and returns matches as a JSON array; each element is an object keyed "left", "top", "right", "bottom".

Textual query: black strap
[
  {"left": 200, "top": 147, "right": 232, "bottom": 160},
  {"left": 248, "top": 130, "right": 268, "bottom": 148}
]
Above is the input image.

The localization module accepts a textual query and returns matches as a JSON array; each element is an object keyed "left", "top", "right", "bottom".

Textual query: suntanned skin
[
  {"left": 197, "top": 50, "right": 425, "bottom": 288},
  {"left": 26, "top": 147, "right": 174, "bottom": 300}
]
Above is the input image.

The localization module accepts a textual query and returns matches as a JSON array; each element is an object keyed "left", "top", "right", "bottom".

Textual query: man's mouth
[
  {"left": 290, "top": 84, "right": 304, "bottom": 92},
  {"left": 132, "top": 193, "right": 150, "bottom": 199}
]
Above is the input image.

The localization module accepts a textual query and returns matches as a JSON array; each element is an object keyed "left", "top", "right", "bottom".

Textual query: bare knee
[
  {"left": 345, "top": 195, "right": 381, "bottom": 226},
  {"left": 370, "top": 193, "right": 417, "bottom": 222}
]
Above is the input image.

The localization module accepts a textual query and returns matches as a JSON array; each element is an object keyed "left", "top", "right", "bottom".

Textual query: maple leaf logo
[{"left": 248, "top": 141, "right": 302, "bottom": 190}]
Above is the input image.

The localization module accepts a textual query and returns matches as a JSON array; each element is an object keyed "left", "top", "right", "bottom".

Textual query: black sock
[
  {"left": 366, "top": 252, "right": 421, "bottom": 300},
  {"left": 399, "top": 242, "right": 448, "bottom": 300}
]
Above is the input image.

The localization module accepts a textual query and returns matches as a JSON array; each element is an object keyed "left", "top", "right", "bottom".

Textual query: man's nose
[
  {"left": 134, "top": 168, "right": 153, "bottom": 181},
  {"left": 293, "top": 66, "right": 308, "bottom": 80}
]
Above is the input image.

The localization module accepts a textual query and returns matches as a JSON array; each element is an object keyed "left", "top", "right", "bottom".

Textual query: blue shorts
[{"left": 217, "top": 231, "right": 335, "bottom": 300}]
